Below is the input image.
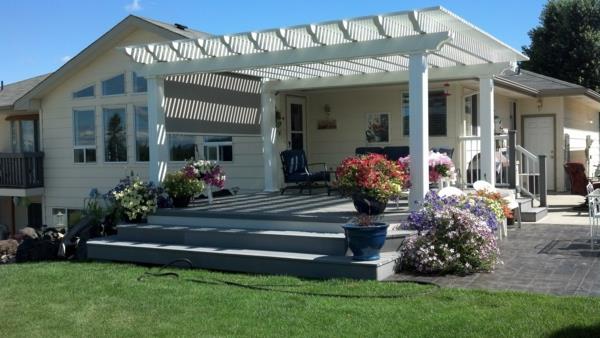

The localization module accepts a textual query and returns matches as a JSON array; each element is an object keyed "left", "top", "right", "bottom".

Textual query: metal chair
[
  {"left": 280, "top": 149, "right": 331, "bottom": 195},
  {"left": 588, "top": 189, "right": 600, "bottom": 250}
]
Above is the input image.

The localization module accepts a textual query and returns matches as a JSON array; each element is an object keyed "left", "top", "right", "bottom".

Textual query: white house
[{"left": 2, "top": 7, "right": 600, "bottom": 233}]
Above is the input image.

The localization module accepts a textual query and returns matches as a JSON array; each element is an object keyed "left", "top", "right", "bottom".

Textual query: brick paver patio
[{"left": 389, "top": 195, "right": 600, "bottom": 296}]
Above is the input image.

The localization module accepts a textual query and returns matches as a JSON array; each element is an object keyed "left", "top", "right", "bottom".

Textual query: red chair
[{"left": 564, "top": 162, "right": 600, "bottom": 211}]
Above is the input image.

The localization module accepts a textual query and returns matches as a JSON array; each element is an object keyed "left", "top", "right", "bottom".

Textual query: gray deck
[{"left": 157, "top": 192, "right": 410, "bottom": 224}]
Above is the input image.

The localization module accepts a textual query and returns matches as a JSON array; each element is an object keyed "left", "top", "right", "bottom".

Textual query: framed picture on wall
[{"left": 365, "top": 112, "right": 390, "bottom": 143}]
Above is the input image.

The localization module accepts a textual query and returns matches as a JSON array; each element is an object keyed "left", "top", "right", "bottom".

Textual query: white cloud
[
  {"left": 61, "top": 56, "right": 71, "bottom": 63},
  {"left": 125, "top": 0, "right": 142, "bottom": 12}
]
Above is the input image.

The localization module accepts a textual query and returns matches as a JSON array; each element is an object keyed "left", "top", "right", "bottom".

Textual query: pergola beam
[
  {"left": 138, "top": 31, "right": 453, "bottom": 77},
  {"left": 270, "top": 61, "right": 514, "bottom": 91}
]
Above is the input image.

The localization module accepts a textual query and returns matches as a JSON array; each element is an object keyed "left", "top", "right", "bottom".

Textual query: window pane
[
  {"left": 73, "top": 85, "right": 94, "bottom": 98},
  {"left": 102, "top": 74, "right": 125, "bottom": 96},
  {"left": 290, "top": 104, "right": 303, "bottom": 132},
  {"left": 74, "top": 149, "right": 84, "bottom": 163},
  {"left": 133, "top": 72, "right": 147, "bottom": 93},
  {"left": 206, "top": 146, "right": 217, "bottom": 160},
  {"left": 103, "top": 107, "right": 127, "bottom": 162},
  {"left": 402, "top": 91, "right": 447, "bottom": 136},
  {"left": 203, "top": 136, "right": 232, "bottom": 143},
  {"left": 135, "top": 106, "right": 149, "bottom": 162},
  {"left": 86, "top": 148, "right": 96, "bottom": 162},
  {"left": 10, "top": 121, "right": 18, "bottom": 152},
  {"left": 20, "top": 120, "right": 36, "bottom": 152},
  {"left": 74, "top": 109, "right": 96, "bottom": 146},
  {"left": 220, "top": 145, "right": 233, "bottom": 161},
  {"left": 169, "top": 134, "right": 196, "bottom": 161}
]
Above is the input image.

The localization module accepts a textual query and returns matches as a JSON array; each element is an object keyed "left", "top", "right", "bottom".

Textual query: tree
[{"left": 521, "top": 0, "right": 600, "bottom": 92}]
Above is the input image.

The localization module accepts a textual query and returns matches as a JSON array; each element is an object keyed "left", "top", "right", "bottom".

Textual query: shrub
[
  {"left": 162, "top": 171, "right": 204, "bottom": 198},
  {"left": 107, "top": 176, "right": 159, "bottom": 222},
  {"left": 402, "top": 192, "right": 501, "bottom": 275}
]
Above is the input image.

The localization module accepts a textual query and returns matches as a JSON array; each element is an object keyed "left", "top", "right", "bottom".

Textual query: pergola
[{"left": 123, "top": 6, "right": 528, "bottom": 208}]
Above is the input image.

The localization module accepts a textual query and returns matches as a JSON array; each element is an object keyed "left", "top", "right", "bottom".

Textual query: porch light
[{"left": 443, "top": 83, "right": 451, "bottom": 97}]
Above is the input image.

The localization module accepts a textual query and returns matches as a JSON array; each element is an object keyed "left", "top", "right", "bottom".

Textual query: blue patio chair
[
  {"left": 382, "top": 146, "right": 410, "bottom": 161},
  {"left": 280, "top": 149, "right": 331, "bottom": 195},
  {"left": 355, "top": 147, "right": 384, "bottom": 156},
  {"left": 432, "top": 147, "right": 454, "bottom": 159}
]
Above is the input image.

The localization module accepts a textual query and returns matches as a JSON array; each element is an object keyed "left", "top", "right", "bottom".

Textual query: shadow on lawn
[{"left": 547, "top": 323, "right": 600, "bottom": 338}]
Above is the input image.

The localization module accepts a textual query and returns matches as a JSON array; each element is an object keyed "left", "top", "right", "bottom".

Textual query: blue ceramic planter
[{"left": 342, "top": 223, "right": 389, "bottom": 261}]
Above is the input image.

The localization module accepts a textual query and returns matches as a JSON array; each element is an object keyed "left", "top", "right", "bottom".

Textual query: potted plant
[
  {"left": 162, "top": 171, "right": 204, "bottom": 208},
  {"left": 336, "top": 153, "right": 404, "bottom": 215},
  {"left": 397, "top": 151, "right": 456, "bottom": 188},
  {"left": 108, "top": 176, "right": 159, "bottom": 223},
  {"left": 342, "top": 214, "right": 389, "bottom": 261},
  {"left": 186, "top": 160, "right": 226, "bottom": 203}
]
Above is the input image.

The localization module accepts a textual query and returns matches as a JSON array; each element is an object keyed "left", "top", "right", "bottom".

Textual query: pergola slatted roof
[{"left": 123, "top": 6, "right": 527, "bottom": 80}]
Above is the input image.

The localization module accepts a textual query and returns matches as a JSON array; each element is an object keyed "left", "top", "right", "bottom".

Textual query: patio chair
[
  {"left": 280, "top": 149, "right": 331, "bottom": 195},
  {"left": 564, "top": 162, "right": 600, "bottom": 211},
  {"left": 382, "top": 146, "right": 410, "bottom": 161},
  {"left": 431, "top": 147, "right": 454, "bottom": 159},
  {"left": 355, "top": 147, "right": 384, "bottom": 156}
]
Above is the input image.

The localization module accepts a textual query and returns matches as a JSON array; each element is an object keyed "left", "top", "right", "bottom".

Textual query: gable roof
[
  {"left": 0, "top": 74, "right": 50, "bottom": 110},
  {"left": 14, "top": 15, "right": 212, "bottom": 111},
  {"left": 496, "top": 70, "right": 600, "bottom": 102}
]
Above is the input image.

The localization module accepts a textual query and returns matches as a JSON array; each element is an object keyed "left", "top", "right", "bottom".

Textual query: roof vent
[{"left": 174, "top": 23, "right": 188, "bottom": 31}]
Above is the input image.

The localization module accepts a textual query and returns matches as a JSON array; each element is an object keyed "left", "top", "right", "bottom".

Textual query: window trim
[
  {"left": 102, "top": 105, "right": 128, "bottom": 163},
  {"left": 100, "top": 72, "right": 127, "bottom": 97},
  {"left": 72, "top": 107, "right": 97, "bottom": 164},
  {"left": 203, "top": 135, "right": 233, "bottom": 162}
]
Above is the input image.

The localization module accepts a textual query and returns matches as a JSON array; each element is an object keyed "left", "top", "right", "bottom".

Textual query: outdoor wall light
[{"left": 54, "top": 212, "right": 65, "bottom": 228}]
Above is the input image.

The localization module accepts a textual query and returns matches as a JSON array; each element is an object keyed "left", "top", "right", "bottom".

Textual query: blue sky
[{"left": 0, "top": 0, "right": 547, "bottom": 84}]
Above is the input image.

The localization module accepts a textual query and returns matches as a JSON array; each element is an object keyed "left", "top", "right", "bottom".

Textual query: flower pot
[
  {"left": 342, "top": 223, "right": 389, "bottom": 261},
  {"left": 352, "top": 194, "right": 387, "bottom": 215},
  {"left": 172, "top": 196, "right": 191, "bottom": 208}
]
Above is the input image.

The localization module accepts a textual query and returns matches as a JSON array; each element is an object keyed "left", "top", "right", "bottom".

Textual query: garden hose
[{"left": 137, "top": 258, "right": 442, "bottom": 299}]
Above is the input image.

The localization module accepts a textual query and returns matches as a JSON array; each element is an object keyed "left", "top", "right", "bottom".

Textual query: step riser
[
  {"left": 117, "top": 226, "right": 407, "bottom": 256},
  {"left": 521, "top": 209, "right": 548, "bottom": 222},
  {"left": 87, "top": 243, "right": 399, "bottom": 281},
  {"left": 147, "top": 215, "right": 345, "bottom": 233},
  {"left": 118, "top": 227, "right": 347, "bottom": 255}
]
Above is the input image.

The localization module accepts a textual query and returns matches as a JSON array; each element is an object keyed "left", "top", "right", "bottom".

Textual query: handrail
[{"left": 515, "top": 145, "right": 537, "bottom": 161}]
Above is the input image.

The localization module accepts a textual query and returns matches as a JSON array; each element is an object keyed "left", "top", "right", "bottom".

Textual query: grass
[{"left": 1, "top": 262, "right": 600, "bottom": 338}]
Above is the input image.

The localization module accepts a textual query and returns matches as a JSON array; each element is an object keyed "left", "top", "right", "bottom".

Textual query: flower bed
[{"left": 401, "top": 192, "right": 501, "bottom": 275}]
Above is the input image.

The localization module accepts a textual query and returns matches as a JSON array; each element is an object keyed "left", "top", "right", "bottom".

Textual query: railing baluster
[{"left": 0, "top": 152, "right": 44, "bottom": 189}]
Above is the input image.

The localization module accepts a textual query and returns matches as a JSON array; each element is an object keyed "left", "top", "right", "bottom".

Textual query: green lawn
[{"left": 1, "top": 262, "right": 599, "bottom": 337}]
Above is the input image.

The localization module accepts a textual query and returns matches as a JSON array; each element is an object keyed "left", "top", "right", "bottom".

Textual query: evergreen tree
[{"left": 522, "top": 0, "right": 600, "bottom": 92}]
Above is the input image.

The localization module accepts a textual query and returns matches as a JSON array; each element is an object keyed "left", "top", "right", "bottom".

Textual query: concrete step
[
  {"left": 516, "top": 197, "right": 534, "bottom": 211},
  {"left": 521, "top": 207, "right": 548, "bottom": 222},
  {"left": 87, "top": 238, "right": 400, "bottom": 280},
  {"left": 117, "top": 224, "right": 413, "bottom": 256}
]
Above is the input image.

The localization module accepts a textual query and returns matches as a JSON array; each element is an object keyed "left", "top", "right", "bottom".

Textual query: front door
[
  {"left": 286, "top": 96, "right": 306, "bottom": 150},
  {"left": 523, "top": 116, "right": 555, "bottom": 190}
]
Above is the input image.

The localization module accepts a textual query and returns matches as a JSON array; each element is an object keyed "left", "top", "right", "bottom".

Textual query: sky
[{"left": 0, "top": 0, "right": 547, "bottom": 84}]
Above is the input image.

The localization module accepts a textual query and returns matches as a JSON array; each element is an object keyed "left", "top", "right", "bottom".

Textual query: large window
[
  {"left": 402, "top": 90, "right": 447, "bottom": 136},
  {"left": 132, "top": 72, "right": 147, "bottom": 93},
  {"left": 203, "top": 136, "right": 233, "bottom": 162},
  {"left": 73, "top": 109, "right": 96, "bottom": 163},
  {"left": 135, "top": 106, "right": 149, "bottom": 162},
  {"left": 103, "top": 107, "right": 127, "bottom": 162},
  {"left": 10, "top": 119, "right": 39, "bottom": 152},
  {"left": 102, "top": 74, "right": 125, "bottom": 96},
  {"left": 73, "top": 85, "right": 95, "bottom": 99},
  {"left": 169, "top": 134, "right": 196, "bottom": 161}
]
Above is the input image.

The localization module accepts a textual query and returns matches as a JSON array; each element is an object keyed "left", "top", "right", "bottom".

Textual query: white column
[
  {"left": 479, "top": 75, "right": 495, "bottom": 185},
  {"left": 408, "top": 53, "right": 429, "bottom": 210},
  {"left": 147, "top": 75, "right": 169, "bottom": 184},
  {"left": 261, "top": 82, "right": 279, "bottom": 192}
]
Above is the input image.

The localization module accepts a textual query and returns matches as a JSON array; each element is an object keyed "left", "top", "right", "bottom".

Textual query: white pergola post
[
  {"left": 479, "top": 75, "right": 496, "bottom": 184},
  {"left": 408, "top": 53, "right": 429, "bottom": 210},
  {"left": 261, "top": 82, "right": 279, "bottom": 192},
  {"left": 147, "top": 75, "right": 169, "bottom": 184}
]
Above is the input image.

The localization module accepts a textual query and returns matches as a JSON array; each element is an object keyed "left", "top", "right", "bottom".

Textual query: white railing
[{"left": 457, "top": 134, "right": 509, "bottom": 188}]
